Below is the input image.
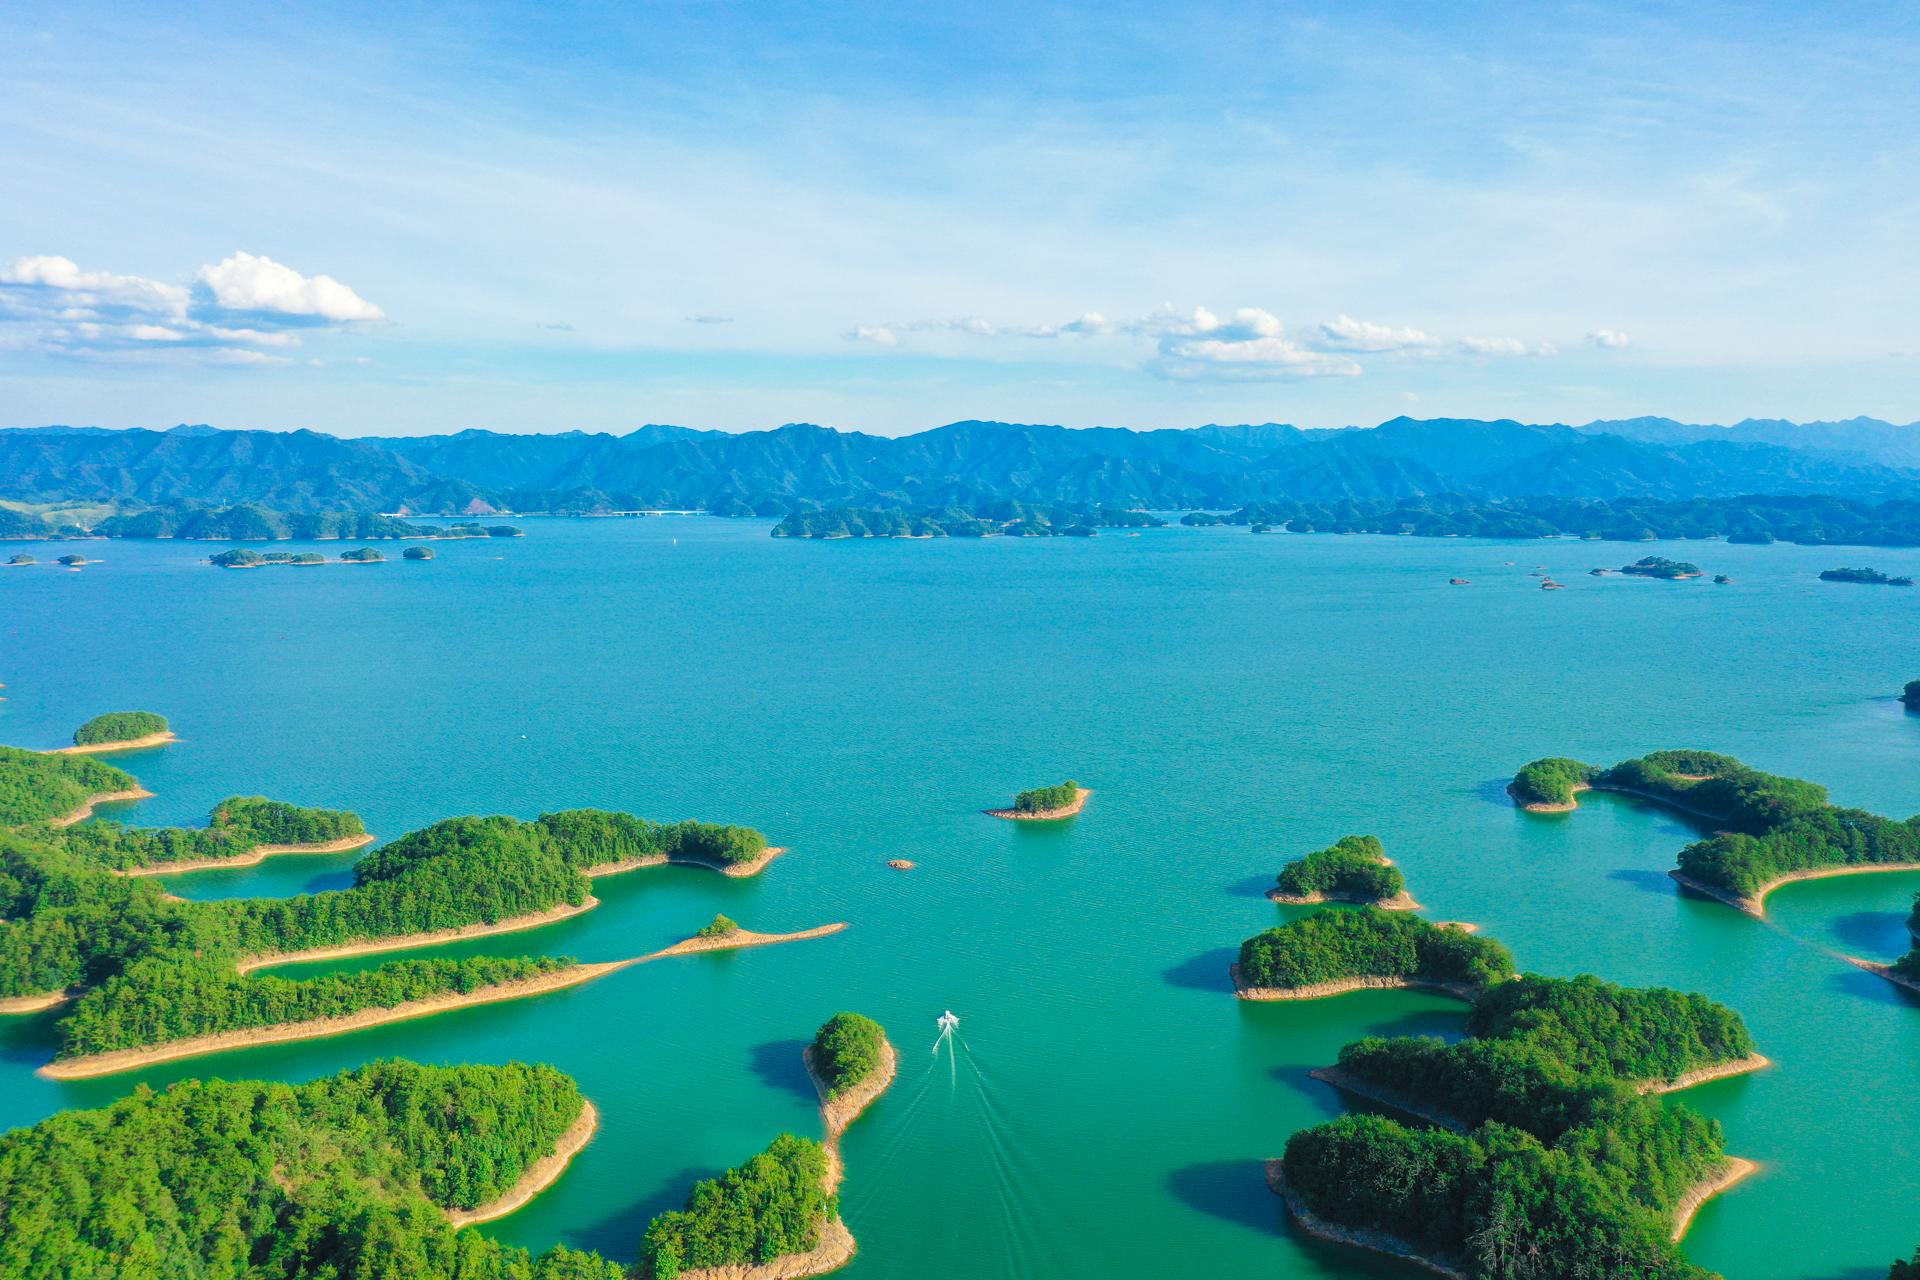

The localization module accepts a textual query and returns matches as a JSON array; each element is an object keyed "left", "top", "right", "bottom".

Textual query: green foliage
[
  {"left": 0, "top": 800, "right": 763, "bottom": 1057},
  {"left": 56, "top": 554, "right": 86, "bottom": 566},
  {"left": 1509, "top": 758, "right": 1593, "bottom": 807},
  {"left": 1464, "top": 974, "right": 1754, "bottom": 1083},
  {"left": 339, "top": 546, "right": 385, "bottom": 562},
  {"left": 811, "top": 1012, "right": 886, "bottom": 1098},
  {"left": 6, "top": 553, "right": 34, "bottom": 565},
  {"left": 403, "top": 545, "right": 434, "bottom": 559},
  {"left": 0, "top": 1058, "right": 622, "bottom": 1280},
  {"left": 1892, "top": 1248, "right": 1920, "bottom": 1280},
  {"left": 773, "top": 504, "right": 1164, "bottom": 539},
  {"left": 1276, "top": 834, "right": 1405, "bottom": 902},
  {"left": 1012, "top": 781, "right": 1079, "bottom": 813},
  {"left": 71, "top": 712, "right": 168, "bottom": 746},
  {"left": 1236, "top": 909, "right": 1515, "bottom": 992},
  {"left": 1620, "top": 556, "right": 1702, "bottom": 579},
  {"left": 100, "top": 505, "right": 451, "bottom": 541},
  {"left": 0, "top": 747, "right": 135, "bottom": 826},
  {"left": 210, "top": 547, "right": 263, "bottom": 566},
  {"left": 1820, "top": 567, "right": 1914, "bottom": 585},
  {"left": 697, "top": 914, "right": 739, "bottom": 938},
  {"left": 637, "top": 1135, "right": 832, "bottom": 1279}
]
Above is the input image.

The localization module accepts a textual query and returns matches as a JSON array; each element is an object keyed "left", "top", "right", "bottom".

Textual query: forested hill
[{"left": 5, "top": 415, "right": 1920, "bottom": 520}]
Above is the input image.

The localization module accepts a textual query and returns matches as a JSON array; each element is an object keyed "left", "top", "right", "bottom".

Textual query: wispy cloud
[{"left": 1587, "top": 328, "right": 1631, "bottom": 349}]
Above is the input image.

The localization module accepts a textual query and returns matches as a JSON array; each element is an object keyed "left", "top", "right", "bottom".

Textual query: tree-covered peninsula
[
  {"left": 0, "top": 766, "right": 775, "bottom": 1068},
  {"left": 52, "top": 795, "right": 365, "bottom": 872},
  {"left": 0, "top": 1057, "right": 622, "bottom": 1280},
  {"left": 1235, "top": 909, "right": 1514, "bottom": 998},
  {"left": 638, "top": 1135, "right": 833, "bottom": 1279},
  {"left": 1511, "top": 750, "right": 1920, "bottom": 915},
  {"left": 69, "top": 710, "right": 170, "bottom": 747},
  {"left": 1282, "top": 965, "right": 1759, "bottom": 1278},
  {"left": 1271, "top": 834, "right": 1412, "bottom": 907},
  {"left": 0, "top": 746, "right": 140, "bottom": 826}
]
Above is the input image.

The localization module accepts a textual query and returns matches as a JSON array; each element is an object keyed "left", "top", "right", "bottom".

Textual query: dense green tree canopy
[
  {"left": 72, "top": 711, "right": 170, "bottom": 746},
  {"left": 1012, "top": 781, "right": 1080, "bottom": 813},
  {"left": 811, "top": 1012, "right": 887, "bottom": 1098},
  {"left": 1509, "top": 758, "right": 1595, "bottom": 807},
  {"left": 638, "top": 1135, "right": 832, "bottom": 1280},
  {"left": 1275, "top": 834, "right": 1406, "bottom": 903},
  {"left": 0, "top": 748, "right": 135, "bottom": 826},
  {"left": 0, "top": 1058, "right": 621, "bottom": 1280},
  {"left": 1236, "top": 909, "right": 1515, "bottom": 993}
]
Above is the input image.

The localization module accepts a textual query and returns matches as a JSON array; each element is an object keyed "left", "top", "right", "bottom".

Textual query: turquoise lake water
[{"left": 4, "top": 518, "right": 1919, "bottom": 1279}]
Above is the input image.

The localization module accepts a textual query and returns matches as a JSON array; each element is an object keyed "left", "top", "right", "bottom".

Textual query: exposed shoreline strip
[
  {"left": 0, "top": 988, "right": 74, "bottom": 1015},
  {"left": 1639, "top": 1053, "right": 1770, "bottom": 1095},
  {"left": 118, "top": 833, "right": 375, "bottom": 878},
  {"left": 49, "top": 732, "right": 179, "bottom": 756},
  {"left": 1267, "top": 887, "right": 1422, "bottom": 911},
  {"left": 49, "top": 788, "right": 154, "bottom": 828},
  {"left": 448, "top": 1100, "right": 600, "bottom": 1227},
  {"left": 1846, "top": 955, "right": 1920, "bottom": 995},
  {"left": 1265, "top": 1162, "right": 1466, "bottom": 1280},
  {"left": 1230, "top": 963, "right": 1478, "bottom": 1003},
  {"left": 39, "top": 922, "right": 848, "bottom": 1080},
  {"left": 579, "top": 846, "right": 787, "bottom": 879},
  {"left": 1307, "top": 1065, "right": 1469, "bottom": 1133},
  {"left": 984, "top": 788, "right": 1091, "bottom": 821},
  {"left": 1671, "top": 863, "right": 1920, "bottom": 918},
  {"left": 1670, "top": 1157, "right": 1759, "bottom": 1241}
]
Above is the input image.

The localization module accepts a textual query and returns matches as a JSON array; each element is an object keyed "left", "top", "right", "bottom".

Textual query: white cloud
[
  {"left": 1588, "top": 328, "right": 1631, "bottom": 349},
  {"left": 1459, "top": 335, "right": 1530, "bottom": 356},
  {"left": 0, "top": 250, "right": 380, "bottom": 364},
  {"left": 846, "top": 324, "right": 899, "bottom": 346},
  {"left": 195, "top": 251, "right": 384, "bottom": 321},
  {"left": 0, "top": 254, "right": 189, "bottom": 316},
  {"left": 1317, "top": 313, "right": 1438, "bottom": 353}
]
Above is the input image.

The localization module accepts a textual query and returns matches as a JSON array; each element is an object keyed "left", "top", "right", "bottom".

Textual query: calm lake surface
[{"left": 5, "top": 519, "right": 1919, "bottom": 1279}]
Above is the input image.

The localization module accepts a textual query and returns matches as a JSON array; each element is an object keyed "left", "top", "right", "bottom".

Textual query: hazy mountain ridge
[{"left": 2, "top": 416, "right": 1918, "bottom": 516}]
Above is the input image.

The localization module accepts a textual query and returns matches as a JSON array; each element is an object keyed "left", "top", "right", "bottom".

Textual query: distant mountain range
[{"left": 3, "top": 416, "right": 1919, "bottom": 518}]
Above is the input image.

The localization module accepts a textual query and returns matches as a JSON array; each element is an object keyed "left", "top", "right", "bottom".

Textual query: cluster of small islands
[{"left": 3, "top": 696, "right": 1920, "bottom": 1279}]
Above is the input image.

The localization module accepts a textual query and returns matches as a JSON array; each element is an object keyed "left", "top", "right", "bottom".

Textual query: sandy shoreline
[
  {"left": 1670, "top": 1157, "right": 1759, "bottom": 1241},
  {"left": 1640, "top": 1053, "right": 1770, "bottom": 1095},
  {"left": 807, "top": 1034, "right": 899, "bottom": 1194},
  {"left": 1507, "top": 779, "right": 1588, "bottom": 813},
  {"left": 118, "top": 832, "right": 375, "bottom": 878},
  {"left": 1671, "top": 863, "right": 1920, "bottom": 918},
  {"left": 49, "top": 787, "right": 154, "bottom": 828},
  {"left": 41, "top": 921, "right": 847, "bottom": 1079},
  {"left": 1264, "top": 1162, "right": 1466, "bottom": 1279},
  {"left": 1230, "top": 964, "right": 1479, "bottom": 1003},
  {"left": 238, "top": 897, "right": 602, "bottom": 973},
  {"left": 49, "top": 731, "right": 179, "bottom": 756},
  {"left": 1846, "top": 955, "right": 1920, "bottom": 995},
  {"left": 0, "top": 988, "right": 74, "bottom": 1015},
  {"left": 579, "top": 845, "right": 787, "bottom": 879},
  {"left": 985, "top": 787, "right": 1091, "bottom": 821},
  {"left": 448, "top": 1100, "right": 599, "bottom": 1227},
  {"left": 1267, "top": 887, "right": 1422, "bottom": 911}
]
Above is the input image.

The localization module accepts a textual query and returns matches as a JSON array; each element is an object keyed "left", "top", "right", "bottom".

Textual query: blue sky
[{"left": 1, "top": 0, "right": 1916, "bottom": 436}]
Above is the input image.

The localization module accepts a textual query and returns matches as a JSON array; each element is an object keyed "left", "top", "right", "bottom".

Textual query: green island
[
  {"left": 1511, "top": 749, "right": 1920, "bottom": 989},
  {"left": 69, "top": 710, "right": 171, "bottom": 749},
  {"left": 642, "top": 1013, "right": 896, "bottom": 1279},
  {"left": 94, "top": 502, "right": 519, "bottom": 542},
  {"left": 988, "top": 780, "right": 1089, "bottom": 820},
  {"left": 1620, "top": 556, "right": 1702, "bottom": 579},
  {"left": 1278, "top": 949, "right": 1762, "bottom": 1278},
  {"left": 809, "top": 1011, "right": 888, "bottom": 1099},
  {"left": 1820, "top": 567, "right": 1914, "bottom": 585},
  {"left": 695, "top": 912, "right": 739, "bottom": 939},
  {"left": 0, "top": 1057, "right": 623, "bottom": 1280},
  {"left": 56, "top": 553, "right": 88, "bottom": 567},
  {"left": 0, "top": 743, "right": 780, "bottom": 1071},
  {"left": 1271, "top": 834, "right": 1415, "bottom": 908},
  {"left": 339, "top": 546, "right": 385, "bottom": 563},
  {"left": 5, "top": 553, "right": 32, "bottom": 566},
  {"left": 1234, "top": 908, "right": 1515, "bottom": 1000},
  {"left": 404, "top": 544, "right": 435, "bottom": 559}
]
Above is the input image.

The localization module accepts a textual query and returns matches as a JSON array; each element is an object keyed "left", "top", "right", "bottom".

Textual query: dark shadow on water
[
  {"left": 1362, "top": 1009, "right": 1466, "bottom": 1042},
  {"left": 1227, "top": 873, "right": 1276, "bottom": 899},
  {"left": 1166, "top": 1160, "right": 1286, "bottom": 1238},
  {"left": 1609, "top": 868, "right": 1676, "bottom": 896},
  {"left": 748, "top": 1038, "right": 816, "bottom": 1104},
  {"left": 574, "top": 1164, "right": 717, "bottom": 1258},
  {"left": 1830, "top": 965, "right": 1920, "bottom": 1008},
  {"left": 1269, "top": 1064, "right": 1349, "bottom": 1124},
  {"left": 1475, "top": 777, "right": 1523, "bottom": 810},
  {"left": 0, "top": 1011, "right": 58, "bottom": 1070},
  {"left": 1163, "top": 946, "right": 1237, "bottom": 993},
  {"left": 1828, "top": 910, "right": 1912, "bottom": 955}
]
